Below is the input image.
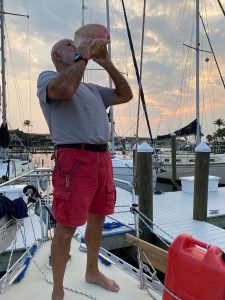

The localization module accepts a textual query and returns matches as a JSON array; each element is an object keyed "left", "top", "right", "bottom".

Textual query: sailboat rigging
[
  {"left": 0, "top": 5, "right": 162, "bottom": 298},
  {"left": 157, "top": 0, "right": 225, "bottom": 185},
  {"left": 200, "top": 15, "right": 225, "bottom": 89},
  {"left": 121, "top": 0, "right": 153, "bottom": 144},
  {"left": 0, "top": 0, "right": 9, "bottom": 155},
  {"left": 217, "top": 0, "right": 225, "bottom": 17},
  {"left": 0, "top": 0, "right": 33, "bottom": 181},
  {"left": 106, "top": 0, "right": 115, "bottom": 155},
  {"left": 2, "top": 2, "right": 225, "bottom": 300},
  {"left": 195, "top": 0, "right": 201, "bottom": 144}
]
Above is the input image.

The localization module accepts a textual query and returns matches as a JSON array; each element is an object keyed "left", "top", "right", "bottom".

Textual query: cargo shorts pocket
[
  {"left": 105, "top": 184, "right": 116, "bottom": 210},
  {"left": 53, "top": 189, "right": 71, "bottom": 224}
]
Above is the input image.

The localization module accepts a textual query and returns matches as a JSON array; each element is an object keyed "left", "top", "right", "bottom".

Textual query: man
[{"left": 37, "top": 32, "right": 133, "bottom": 300}]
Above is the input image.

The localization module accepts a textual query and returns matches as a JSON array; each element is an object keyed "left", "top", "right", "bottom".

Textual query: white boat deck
[
  {"left": 1, "top": 239, "right": 162, "bottom": 300},
  {"left": 104, "top": 187, "right": 225, "bottom": 251},
  {"left": 6, "top": 210, "right": 44, "bottom": 251}
]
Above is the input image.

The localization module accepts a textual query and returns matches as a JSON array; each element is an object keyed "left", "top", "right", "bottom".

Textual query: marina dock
[{"left": 84, "top": 186, "right": 225, "bottom": 252}]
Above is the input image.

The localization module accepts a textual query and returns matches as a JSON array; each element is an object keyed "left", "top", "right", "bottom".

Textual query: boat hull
[
  {"left": 112, "top": 158, "right": 158, "bottom": 190},
  {"left": 157, "top": 153, "right": 225, "bottom": 184}
]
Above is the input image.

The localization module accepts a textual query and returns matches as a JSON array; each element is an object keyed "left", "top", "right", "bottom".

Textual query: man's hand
[
  {"left": 74, "top": 23, "right": 110, "bottom": 60},
  {"left": 78, "top": 39, "right": 110, "bottom": 61},
  {"left": 92, "top": 45, "right": 111, "bottom": 68}
]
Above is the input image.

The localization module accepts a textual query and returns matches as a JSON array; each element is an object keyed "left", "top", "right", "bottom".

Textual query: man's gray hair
[{"left": 51, "top": 38, "right": 74, "bottom": 64}]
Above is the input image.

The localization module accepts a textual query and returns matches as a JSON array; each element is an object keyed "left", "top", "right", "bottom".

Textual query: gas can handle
[{"left": 191, "top": 238, "right": 210, "bottom": 249}]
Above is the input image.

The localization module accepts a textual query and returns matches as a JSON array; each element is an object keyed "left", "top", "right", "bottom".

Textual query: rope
[
  {"left": 139, "top": 216, "right": 170, "bottom": 247},
  {"left": 137, "top": 210, "right": 174, "bottom": 246},
  {"left": 20, "top": 223, "right": 28, "bottom": 248},
  {"left": 4, "top": 25, "right": 25, "bottom": 128},
  {"left": 0, "top": 221, "right": 20, "bottom": 295},
  {"left": 130, "top": 201, "right": 180, "bottom": 299},
  {"left": 25, "top": 240, "right": 98, "bottom": 300},
  {"left": 121, "top": 0, "right": 153, "bottom": 143},
  {"left": 130, "top": 200, "right": 174, "bottom": 246},
  {"left": 200, "top": 15, "right": 225, "bottom": 89},
  {"left": 139, "top": 253, "right": 160, "bottom": 300},
  {"left": 28, "top": 211, "right": 37, "bottom": 241},
  {"left": 133, "top": 0, "right": 148, "bottom": 195},
  {"left": 170, "top": 178, "right": 182, "bottom": 191},
  {"left": 19, "top": 233, "right": 99, "bottom": 299},
  {"left": 136, "top": 0, "right": 146, "bottom": 145},
  {"left": 30, "top": 258, "right": 98, "bottom": 300},
  {"left": 217, "top": 0, "right": 225, "bottom": 16},
  {"left": 103, "top": 222, "right": 124, "bottom": 229},
  {"left": 0, "top": 198, "right": 98, "bottom": 300},
  {"left": 141, "top": 251, "right": 181, "bottom": 300}
]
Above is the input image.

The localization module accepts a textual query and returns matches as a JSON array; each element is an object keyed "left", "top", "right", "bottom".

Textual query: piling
[
  {"left": 137, "top": 142, "right": 153, "bottom": 241},
  {"left": 171, "top": 133, "right": 177, "bottom": 183},
  {"left": 193, "top": 142, "right": 211, "bottom": 221},
  {"left": 121, "top": 138, "right": 126, "bottom": 155},
  {"left": 132, "top": 143, "right": 138, "bottom": 192}
]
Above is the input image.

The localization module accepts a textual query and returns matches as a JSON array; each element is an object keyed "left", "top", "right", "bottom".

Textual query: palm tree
[
  {"left": 23, "top": 120, "right": 31, "bottom": 127},
  {"left": 23, "top": 120, "right": 33, "bottom": 146},
  {"left": 213, "top": 118, "right": 225, "bottom": 129},
  {"left": 206, "top": 134, "right": 213, "bottom": 144},
  {"left": 217, "top": 128, "right": 225, "bottom": 142}
]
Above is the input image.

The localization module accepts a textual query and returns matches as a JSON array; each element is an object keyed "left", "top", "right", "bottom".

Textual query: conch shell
[{"left": 74, "top": 24, "right": 110, "bottom": 57}]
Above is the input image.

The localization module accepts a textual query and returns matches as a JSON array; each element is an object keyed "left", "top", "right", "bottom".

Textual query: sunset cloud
[{"left": 2, "top": 0, "right": 225, "bottom": 139}]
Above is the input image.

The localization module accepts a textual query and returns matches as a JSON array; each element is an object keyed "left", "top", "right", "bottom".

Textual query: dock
[{"left": 82, "top": 186, "right": 225, "bottom": 251}]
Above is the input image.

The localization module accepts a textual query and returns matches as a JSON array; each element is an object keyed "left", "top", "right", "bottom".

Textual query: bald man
[{"left": 37, "top": 35, "right": 133, "bottom": 300}]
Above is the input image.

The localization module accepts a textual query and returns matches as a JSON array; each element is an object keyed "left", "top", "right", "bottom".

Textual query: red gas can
[{"left": 163, "top": 234, "right": 225, "bottom": 300}]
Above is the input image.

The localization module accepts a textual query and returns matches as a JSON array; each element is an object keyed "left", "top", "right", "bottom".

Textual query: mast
[
  {"left": 0, "top": 1, "right": 28, "bottom": 152},
  {"left": 0, "top": 0, "right": 10, "bottom": 155},
  {"left": 82, "top": 0, "right": 87, "bottom": 26},
  {"left": 0, "top": 0, "right": 7, "bottom": 126},
  {"left": 196, "top": 0, "right": 201, "bottom": 144},
  {"left": 81, "top": 0, "right": 86, "bottom": 83},
  {"left": 106, "top": 0, "right": 115, "bottom": 155}
]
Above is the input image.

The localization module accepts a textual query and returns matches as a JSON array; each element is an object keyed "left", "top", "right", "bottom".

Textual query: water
[{"left": 32, "top": 152, "right": 54, "bottom": 168}]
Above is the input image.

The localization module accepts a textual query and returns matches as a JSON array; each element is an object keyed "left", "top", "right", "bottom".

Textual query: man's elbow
[
  {"left": 127, "top": 91, "right": 133, "bottom": 101},
  {"left": 113, "top": 89, "right": 133, "bottom": 104},
  {"left": 61, "top": 85, "right": 76, "bottom": 99},
  {"left": 123, "top": 90, "right": 133, "bottom": 103}
]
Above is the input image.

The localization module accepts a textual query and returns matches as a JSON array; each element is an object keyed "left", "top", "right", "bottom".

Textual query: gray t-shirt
[{"left": 37, "top": 70, "right": 114, "bottom": 145}]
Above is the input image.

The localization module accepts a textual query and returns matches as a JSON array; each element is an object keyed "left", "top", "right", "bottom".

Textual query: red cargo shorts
[{"left": 52, "top": 147, "right": 116, "bottom": 227}]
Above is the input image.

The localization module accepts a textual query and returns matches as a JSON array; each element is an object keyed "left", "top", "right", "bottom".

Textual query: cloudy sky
[{"left": 2, "top": 0, "right": 225, "bottom": 139}]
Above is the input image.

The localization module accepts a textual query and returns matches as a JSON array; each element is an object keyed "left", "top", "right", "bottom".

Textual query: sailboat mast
[
  {"left": 106, "top": 0, "right": 115, "bottom": 155},
  {"left": 196, "top": 0, "right": 201, "bottom": 144},
  {"left": 82, "top": 0, "right": 85, "bottom": 26},
  {"left": 0, "top": 0, "right": 7, "bottom": 125}
]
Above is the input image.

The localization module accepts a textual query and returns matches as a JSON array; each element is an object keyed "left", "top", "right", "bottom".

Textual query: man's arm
[
  {"left": 47, "top": 38, "right": 106, "bottom": 101},
  {"left": 93, "top": 47, "right": 133, "bottom": 105},
  {"left": 47, "top": 61, "right": 86, "bottom": 100}
]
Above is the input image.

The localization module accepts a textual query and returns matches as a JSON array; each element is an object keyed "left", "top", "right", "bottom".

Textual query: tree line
[{"left": 206, "top": 118, "right": 225, "bottom": 146}]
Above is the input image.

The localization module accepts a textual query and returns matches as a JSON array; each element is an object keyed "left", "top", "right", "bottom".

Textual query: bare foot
[{"left": 85, "top": 271, "right": 120, "bottom": 292}]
